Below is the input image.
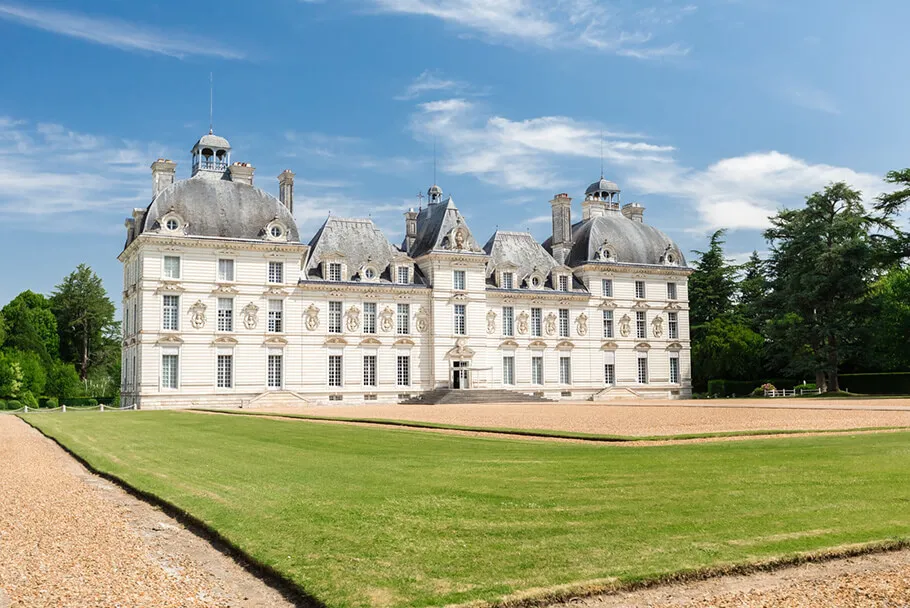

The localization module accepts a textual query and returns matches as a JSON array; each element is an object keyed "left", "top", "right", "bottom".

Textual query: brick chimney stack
[
  {"left": 151, "top": 159, "right": 176, "bottom": 198},
  {"left": 278, "top": 170, "right": 295, "bottom": 214},
  {"left": 549, "top": 193, "right": 572, "bottom": 265},
  {"left": 228, "top": 162, "right": 255, "bottom": 186}
]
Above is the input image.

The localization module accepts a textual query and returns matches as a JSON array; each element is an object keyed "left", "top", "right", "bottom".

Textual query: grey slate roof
[
  {"left": 543, "top": 212, "right": 687, "bottom": 267},
  {"left": 585, "top": 177, "right": 620, "bottom": 195},
  {"left": 407, "top": 197, "right": 484, "bottom": 258},
  {"left": 306, "top": 216, "right": 401, "bottom": 279},
  {"left": 141, "top": 174, "right": 299, "bottom": 242},
  {"left": 193, "top": 133, "right": 231, "bottom": 150},
  {"left": 483, "top": 231, "right": 559, "bottom": 282}
]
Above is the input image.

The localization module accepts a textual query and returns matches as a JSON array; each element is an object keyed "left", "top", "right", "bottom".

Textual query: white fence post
[
  {"left": 100, "top": 403, "right": 105, "bottom": 412},
  {"left": 62, "top": 404, "right": 66, "bottom": 413},
  {"left": 23, "top": 406, "right": 28, "bottom": 414}
]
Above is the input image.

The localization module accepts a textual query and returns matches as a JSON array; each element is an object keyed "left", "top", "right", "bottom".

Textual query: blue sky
[{"left": 0, "top": 0, "right": 907, "bottom": 308}]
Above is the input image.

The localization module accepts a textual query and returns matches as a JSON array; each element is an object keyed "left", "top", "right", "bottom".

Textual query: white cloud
[
  {"left": 395, "top": 70, "right": 490, "bottom": 100},
  {"left": 0, "top": 3, "right": 243, "bottom": 59},
  {"left": 284, "top": 131, "right": 419, "bottom": 174}
]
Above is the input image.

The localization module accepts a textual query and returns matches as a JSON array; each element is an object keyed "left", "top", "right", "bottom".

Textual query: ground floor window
[
  {"left": 531, "top": 356, "right": 543, "bottom": 385},
  {"left": 637, "top": 354, "right": 648, "bottom": 384},
  {"left": 397, "top": 355, "right": 411, "bottom": 387},
  {"left": 559, "top": 356, "right": 571, "bottom": 385},
  {"left": 217, "top": 354, "right": 233, "bottom": 388},
  {"left": 328, "top": 355, "right": 343, "bottom": 387},
  {"left": 161, "top": 353, "right": 179, "bottom": 389},
  {"left": 268, "top": 353, "right": 283, "bottom": 389},
  {"left": 363, "top": 354, "right": 377, "bottom": 387},
  {"left": 669, "top": 355, "right": 680, "bottom": 384},
  {"left": 502, "top": 355, "right": 515, "bottom": 385},
  {"left": 604, "top": 363, "right": 615, "bottom": 385}
]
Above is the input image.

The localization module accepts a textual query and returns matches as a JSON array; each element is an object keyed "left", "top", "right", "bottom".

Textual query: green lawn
[{"left": 24, "top": 412, "right": 910, "bottom": 608}]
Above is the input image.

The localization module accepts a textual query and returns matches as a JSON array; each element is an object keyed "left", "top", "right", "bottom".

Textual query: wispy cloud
[
  {"left": 395, "top": 70, "right": 490, "bottom": 100},
  {"left": 284, "top": 130, "right": 420, "bottom": 174},
  {"left": 781, "top": 85, "right": 841, "bottom": 115},
  {"left": 0, "top": 3, "right": 243, "bottom": 59}
]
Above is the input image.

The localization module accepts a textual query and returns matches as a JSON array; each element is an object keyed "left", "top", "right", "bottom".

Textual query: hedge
[
  {"left": 707, "top": 378, "right": 801, "bottom": 397},
  {"left": 60, "top": 396, "right": 117, "bottom": 406},
  {"left": 839, "top": 372, "right": 910, "bottom": 395}
]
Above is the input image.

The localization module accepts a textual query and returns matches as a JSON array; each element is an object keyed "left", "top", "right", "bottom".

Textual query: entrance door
[{"left": 452, "top": 361, "right": 469, "bottom": 389}]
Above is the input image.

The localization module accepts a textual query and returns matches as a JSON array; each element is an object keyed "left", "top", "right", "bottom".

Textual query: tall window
[
  {"left": 637, "top": 354, "right": 648, "bottom": 384},
  {"left": 531, "top": 356, "right": 543, "bottom": 385},
  {"left": 124, "top": 308, "right": 130, "bottom": 338},
  {"left": 453, "top": 304, "right": 466, "bottom": 335},
  {"left": 397, "top": 266, "right": 409, "bottom": 284},
  {"left": 502, "top": 355, "right": 515, "bottom": 385},
  {"left": 218, "top": 259, "right": 234, "bottom": 282},
  {"left": 559, "top": 356, "right": 571, "bottom": 384},
  {"left": 559, "top": 308, "right": 569, "bottom": 338},
  {"left": 363, "top": 302, "right": 376, "bottom": 334},
  {"left": 268, "top": 300, "right": 283, "bottom": 333},
  {"left": 453, "top": 270, "right": 466, "bottom": 290},
  {"left": 397, "top": 303, "right": 410, "bottom": 335},
  {"left": 531, "top": 308, "right": 542, "bottom": 337},
  {"left": 268, "top": 261, "right": 284, "bottom": 284},
  {"left": 668, "top": 312, "right": 679, "bottom": 339},
  {"left": 502, "top": 272, "right": 514, "bottom": 289},
  {"left": 363, "top": 355, "right": 377, "bottom": 387},
  {"left": 604, "top": 363, "right": 615, "bottom": 385},
  {"left": 635, "top": 280, "right": 646, "bottom": 299},
  {"left": 163, "top": 255, "right": 180, "bottom": 279},
  {"left": 328, "top": 355, "right": 343, "bottom": 387},
  {"left": 558, "top": 275, "right": 569, "bottom": 292},
  {"left": 636, "top": 311, "right": 646, "bottom": 339},
  {"left": 669, "top": 355, "right": 680, "bottom": 384},
  {"left": 162, "top": 295, "right": 179, "bottom": 331},
  {"left": 267, "top": 353, "right": 283, "bottom": 388},
  {"left": 328, "top": 262, "right": 342, "bottom": 282},
  {"left": 328, "top": 301, "right": 342, "bottom": 333},
  {"left": 132, "top": 303, "right": 137, "bottom": 335},
  {"left": 502, "top": 306, "right": 514, "bottom": 337},
  {"left": 217, "top": 354, "right": 233, "bottom": 388},
  {"left": 161, "top": 353, "right": 179, "bottom": 389},
  {"left": 397, "top": 355, "right": 411, "bottom": 386},
  {"left": 602, "top": 278, "right": 613, "bottom": 297},
  {"left": 603, "top": 310, "right": 614, "bottom": 339},
  {"left": 667, "top": 282, "right": 677, "bottom": 300},
  {"left": 217, "top": 298, "right": 233, "bottom": 332}
]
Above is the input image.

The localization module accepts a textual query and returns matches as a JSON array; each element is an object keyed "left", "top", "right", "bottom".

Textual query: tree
[
  {"left": 45, "top": 361, "right": 84, "bottom": 399},
  {"left": 862, "top": 266, "right": 910, "bottom": 371},
  {"left": 1, "top": 291, "right": 59, "bottom": 363},
  {"left": 737, "top": 251, "right": 771, "bottom": 333},
  {"left": 764, "top": 182, "right": 883, "bottom": 392},
  {"left": 50, "top": 265, "right": 116, "bottom": 381},
  {"left": 0, "top": 312, "right": 6, "bottom": 348},
  {"left": 689, "top": 230, "right": 737, "bottom": 327},
  {"left": 0, "top": 352, "right": 23, "bottom": 398},
  {"left": 691, "top": 316, "right": 764, "bottom": 388}
]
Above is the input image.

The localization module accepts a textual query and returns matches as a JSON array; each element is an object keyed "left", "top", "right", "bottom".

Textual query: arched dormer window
[
  {"left": 264, "top": 220, "right": 288, "bottom": 242},
  {"left": 159, "top": 210, "right": 185, "bottom": 235}
]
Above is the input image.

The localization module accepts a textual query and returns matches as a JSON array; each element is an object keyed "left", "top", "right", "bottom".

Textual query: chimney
[
  {"left": 550, "top": 193, "right": 572, "bottom": 265},
  {"left": 151, "top": 159, "right": 176, "bottom": 198},
  {"left": 228, "top": 162, "right": 255, "bottom": 186},
  {"left": 621, "top": 202, "right": 645, "bottom": 223},
  {"left": 404, "top": 208, "right": 418, "bottom": 254},
  {"left": 278, "top": 170, "right": 295, "bottom": 213},
  {"left": 581, "top": 195, "right": 606, "bottom": 221}
]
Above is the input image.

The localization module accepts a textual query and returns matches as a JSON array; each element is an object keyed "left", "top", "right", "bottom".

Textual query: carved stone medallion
[
  {"left": 651, "top": 315, "right": 663, "bottom": 338},
  {"left": 618, "top": 314, "right": 632, "bottom": 338},
  {"left": 415, "top": 306, "right": 430, "bottom": 333},
  {"left": 516, "top": 311, "right": 529, "bottom": 335},
  {"left": 242, "top": 302, "right": 259, "bottom": 330},
  {"left": 575, "top": 312, "right": 588, "bottom": 336},
  {"left": 304, "top": 304, "right": 320, "bottom": 331},
  {"left": 189, "top": 300, "right": 207, "bottom": 329},
  {"left": 486, "top": 309, "right": 496, "bottom": 334},
  {"left": 379, "top": 306, "right": 394, "bottom": 332},
  {"left": 345, "top": 305, "right": 361, "bottom": 332},
  {"left": 544, "top": 312, "right": 557, "bottom": 336}
]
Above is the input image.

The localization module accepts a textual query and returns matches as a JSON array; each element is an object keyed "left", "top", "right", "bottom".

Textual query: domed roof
[
  {"left": 428, "top": 184, "right": 442, "bottom": 196},
  {"left": 192, "top": 132, "right": 231, "bottom": 151},
  {"left": 142, "top": 175, "right": 299, "bottom": 242},
  {"left": 585, "top": 177, "right": 620, "bottom": 195}
]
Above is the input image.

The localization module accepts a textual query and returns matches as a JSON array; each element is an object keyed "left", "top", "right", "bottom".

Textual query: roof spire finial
[
  {"left": 209, "top": 72, "right": 214, "bottom": 135},
  {"left": 433, "top": 136, "right": 437, "bottom": 185},
  {"left": 599, "top": 129, "right": 604, "bottom": 178}
]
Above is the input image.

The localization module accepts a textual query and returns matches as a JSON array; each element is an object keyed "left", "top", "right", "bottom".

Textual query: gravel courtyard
[{"left": 253, "top": 398, "right": 910, "bottom": 437}]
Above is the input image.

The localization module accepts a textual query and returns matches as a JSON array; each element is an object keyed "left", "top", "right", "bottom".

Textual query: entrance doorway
[{"left": 452, "top": 360, "right": 471, "bottom": 389}]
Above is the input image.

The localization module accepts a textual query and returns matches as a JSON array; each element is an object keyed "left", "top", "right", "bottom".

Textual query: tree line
[
  {"left": 0, "top": 264, "right": 118, "bottom": 407},
  {"left": 689, "top": 171, "right": 910, "bottom": 393}
]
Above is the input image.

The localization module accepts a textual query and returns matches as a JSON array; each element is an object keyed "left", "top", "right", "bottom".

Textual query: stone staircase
[
  {"left": 401, "top": 388, "right": 555, "bottom": 405},
  {"left": 246, "top": 390, "right": 310, "bottom": 408}
]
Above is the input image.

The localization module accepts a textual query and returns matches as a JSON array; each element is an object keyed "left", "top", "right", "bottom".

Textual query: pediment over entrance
[{"left": 445, "top": 338, "right": 475, "bottom": 359}]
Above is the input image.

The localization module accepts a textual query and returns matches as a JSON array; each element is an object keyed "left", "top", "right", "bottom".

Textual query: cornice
[
  {"left": 128, "top": 233, "right": 309, "bottom": 256},
  {"left": 298, "top": 281, "right": 430, "bottom": 296},
  {"left": 574, "top": 262, "right": 694, "bottom": 277}
]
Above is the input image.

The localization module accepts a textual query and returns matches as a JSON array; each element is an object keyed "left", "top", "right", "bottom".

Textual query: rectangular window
[
  {"left": 268, "top": 353, "right": 283, "bottom": 388},
  {"left": 604, "top": 363, "right": 615, "bottom": 385},
  {"left": 559, "top": 308, "right": 569, "bottom": 338},
  {"left": 162, "top": 295, "right": 179, "bottom": 331},
  {"left": 602, "top": 278, "right": 613, "bottom": 297},
  {"left": 670, "top": 356, "right": 680, "bottom": 384},
  {"left": 502, "top": 272, "right": 514, "bottom": 289},
  {"left": 363, "top": 355, "right": 377, "bottom": 387},
  {"left": 667, "top": 282, "right": 677, "bottom": 300},
  {"left": 668, "top": 312, "right": 679, "bottom": 339},
  {"left": 397, "top": 266, "right": 409, "bottom": 284},
  {"left": 218, "top": 259, "right": 234, "bottom": 282},
  {"left": 124, "top": 308, "right": 129, "bottom": 338},
  {"left": 531, "top": 356, "right": 543, "bottom": 385},
  {"left": 328, "top": 262, "right": 342, "bottom": 282},
  {"left": 397, "top": 303, "right": 410, "bottom": 335},
  {"left": 328, "top": 301, "right": 342, "bottom": 334},
  {"left": 217, "top": 297, "right": 233, "bottom": 332},
  {"left": 163, "top": 255, "right": 180, "bottom": 279},
  {"left": 363, "top": 302, "right": 376, "bottom": 334},
  {"left": 268, "top": 261, "right": 284, "bottom": 284},
  {"left": 217, "top": 354, "right": 233, "bottom": 388},
  {"left": 328, "top": 355, "right": 343, "bottom": 387},
  {"left": 636, "top": 311, "right": 646, "bottom": 339},
  {"left": 638, "top": 354, "right": 648, "bottom": 384},
  {"left": 503, "top": 356, "right": 515, "bottom": 385},
  {"left": 558, "top": 275, "right": 569, "bottom": 292},
  {"left": 635, "top": 280, "right": 646, "bottom": 299},
  {"left": 603, "top": 310, "right": 614, "bottom": 339},
  {"left": 453, "top": 304, "right": 466, "bottom": 335},
  {"left": 161, "top": 353, "right": 178, "bottom": 389},
  {"left": 268, "top": 300, "right": 283, "bottom": 333},
  {"left": 531, "top": 308, "right": 542, "bottom": 337},
  {"left": 397, "top": 355, "right": 411, "bottom": 387},
  {"left": 132, "top": 303, "right": 137, "bottom": 335},
  {"left": 502, "top": 306, "right": 514, "bottom": 337},
  {"left": 453, "top": 270, "right": 466, "bottom": 290},
  {"left": 559, "top": 356, "right": 571, "bottom": 385}
]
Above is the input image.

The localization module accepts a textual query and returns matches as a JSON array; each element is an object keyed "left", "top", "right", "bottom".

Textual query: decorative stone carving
[
  {"left": 516, "top": 311, "right": 529, "bottom": 335},
  {"left": 345, "top": 305, "right": 361, "bottom": 332},
  {"left": 242, "top": 302, "right": 259, "bottom": 330},
  {"left": 619, "top": 314, "right": 632, "bottom": 338},
  {"left": 445, "top": 337, "right": 475, "bottom": 359},
  {"left": 593, "top": 239, "right": 613, "bottom": 261},
  {"left": 189, "top": 300, "right": 207, "bottom": 329},
  {"left": 651, "top": 315, "right": 664, "bottom": 338},
  {"left": 575, "top": 312, "right": 588, "bottom": 336},
  {"left": 415, "top": 306, "right": 430, "bottom": 333},
  {"left": 544, "top": 312, "right": 557, "bottom": 336},
  {"left": 379, "top": 306, "right": 395, "bottom": 332},
  {"left": 304, "top": 304, "right": 320, "bottom": 331},
  {"left": 486, "top": 310, "right": 496, "bottom": 334}
]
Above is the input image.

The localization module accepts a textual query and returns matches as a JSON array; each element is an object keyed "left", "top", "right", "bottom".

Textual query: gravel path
[
  {"left": 253, "top": 400, "right": 910, "bottom": 437},
  {"left": 0, "top": 415, "right": 295, "bottom": 608}
]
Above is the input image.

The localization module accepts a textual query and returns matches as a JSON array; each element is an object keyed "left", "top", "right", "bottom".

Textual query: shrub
[
  {"left": 45, "top": 397, "right": 58, "bottom": 409},
  {"left": 6, "top": 400, "right": 21, "bottom": 410},
  {"left": 838, "top": 372, "right": 910, "bottom": 395},
  {"left": 20, "top": 391, "right": 38, "bottom": 408},
  {"left": 707, "top": 379, "right": 725, "bottom": 397},
  {"left": 794, "top": 383, "right": 817, "bottom": 391},
  {"left": 0, "top": 399, "right": 6, "bottom": 410},
  {"left": 63, "top": 397, "right": 99, "bottom": 407}
]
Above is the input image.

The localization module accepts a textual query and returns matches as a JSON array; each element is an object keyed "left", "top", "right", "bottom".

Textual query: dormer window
[
  {"left": 159, "top": 211, "right": 185, "bottom": 234},
  {"left": 502, "top": 272, "right": 514, "bottom": 290},
  {"left": 328, "top": 262, "right": 342, "bottom": 282},
  {"left": 363, "top": 267, "right": 377, "bottom": 281},
  {"left": 528, "top": 274, "right": 543, "bottom": 289},
  {"left": 166, "top": 219, "right": 179, "bottom": 231},
  {"left": 558, "top": 275, "right": 569, "bottom": 292},
  {"left": 396, "top": 266, "right": 410, "bottom": 284},
  {"left": 264, "top": 220, "right": 288, "bottom": 242}
]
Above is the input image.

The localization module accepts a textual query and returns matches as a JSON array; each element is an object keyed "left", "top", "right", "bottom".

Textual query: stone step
[{"left": 401, "top": 389, "right": 555, "bottom": 405}]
